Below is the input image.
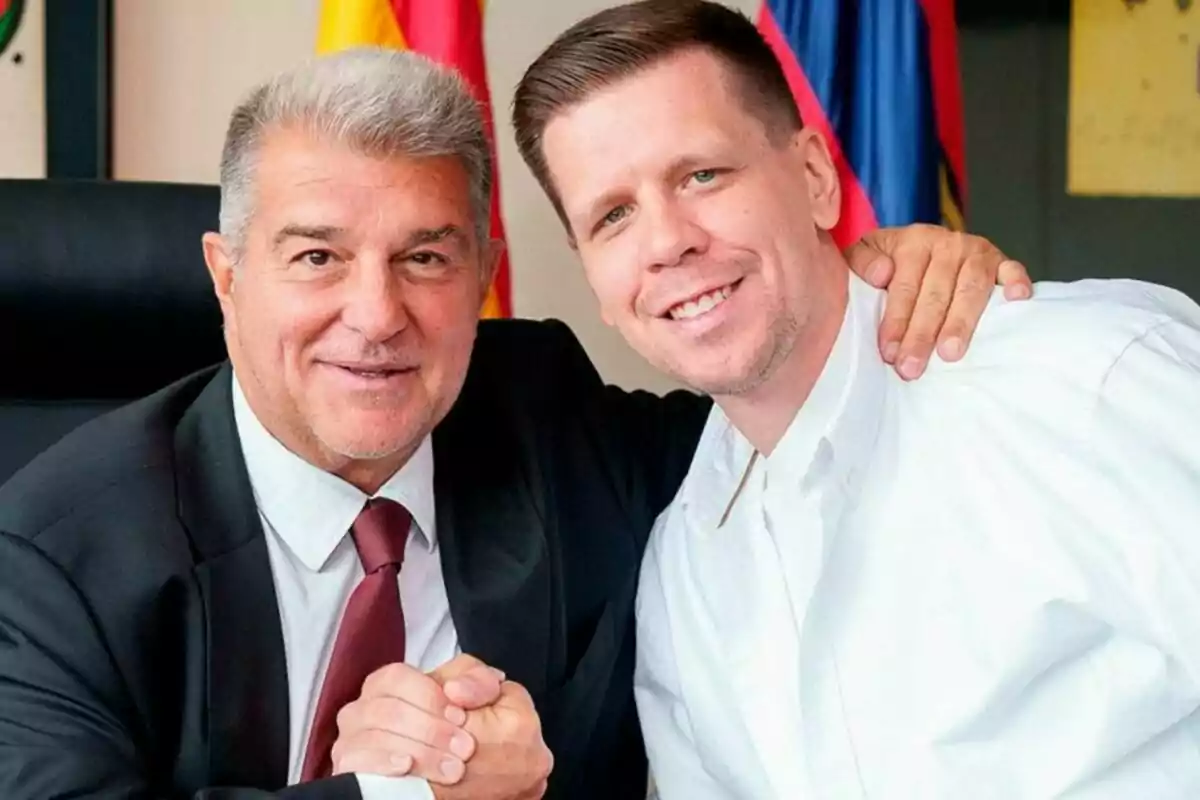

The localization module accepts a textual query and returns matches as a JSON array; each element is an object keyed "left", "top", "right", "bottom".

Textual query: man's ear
[
  {"left": 484, "top": 238, "right": 505, "bottom": 286},
  {"left": 478, "top": 238, "right": 506, "bottom": 314},
  {"left": 202, "top": 232, "right": 237, "bottom": 313},
  {"left": 794, "top": 128, "right": 841, "bottom": 232}
]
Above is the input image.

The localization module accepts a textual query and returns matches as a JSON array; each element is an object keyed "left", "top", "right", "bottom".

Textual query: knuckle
[
  {"left": 962, "top": 231, "right": 989, "bottom": 251},
  {"left": 891, "top": 240, "right": 928, "bottom": 264},
  {"left": 407, "top": 707, "right": 434, "bottom": 740},
  {"left": 880, "top": 305, "right": 912, "bottom": 327},
  {"left": 336, "top": 702, "right": 357, "bottom": 733},
  {"left": 505, "top": 680, "right": 535, "bottom": 707},
  {"left": 929, "top": 249, "right": 964, "bottom": 275},
  {"left": 416, "top": 712, "right": 452, "bottom": 749},
  {"left": 944, "top": 230, "right": 969, "bottom": 254},
  {"left": 383, "top": 699, "right": 414, "bottom": 734},
  {"left": 456, "top": 653, "right": 486, "bottom": 670},
  {"left": 383, "top": 662, "right": 414, "bottom": 685},
  {"left": 956, "top": 270, "right": 991, "bottom": 294},
  {"left": 891, "top": 275, "right": 923, "bottom": 298},
  {"left": 330, "top": 737, "right": 362, "bottom": 773},
  {"left": 917, "top": 287, "right": 950, "bottom": 311},
  {"left": 388, "top": 672, "right": 442, "bottom": 712},
  {"left": 365, "top": 663, "right": 403, "bottom": 695},
  {"left": 417, "top": 682, "right": 447, "bottom": 713}
]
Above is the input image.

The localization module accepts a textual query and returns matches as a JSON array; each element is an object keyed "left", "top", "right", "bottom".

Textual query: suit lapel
[
  {"left": 174, "top": 366, "right": 291, "bottom": 789},
  {"left": 432, "top": 382, "right": 558, "bottom": 697}
]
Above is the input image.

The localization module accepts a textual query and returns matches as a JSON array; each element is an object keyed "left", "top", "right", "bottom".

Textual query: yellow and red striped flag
[{"left": 317, "top": 0, "right": 511, "bottom": 319}]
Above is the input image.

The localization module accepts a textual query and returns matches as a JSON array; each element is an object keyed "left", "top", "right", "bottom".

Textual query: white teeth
[{"left": 669, "top": 284, "right": 734, "bottom": 320}]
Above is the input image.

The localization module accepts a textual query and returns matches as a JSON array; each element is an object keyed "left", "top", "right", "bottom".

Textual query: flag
[
  {"left": 316, "top": 0, "right": 512, "bottom": 318},
  {"left": 758, "top": 0, "right": 966, "bottom": 248}
]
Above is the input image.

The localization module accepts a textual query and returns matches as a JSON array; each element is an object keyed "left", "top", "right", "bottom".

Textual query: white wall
[
  {"left": 113, "top": 0, "right": 324, "bottom": 184},
  {"left": 0, "top": 0, "right": 46, "bottom": 178},
  {"left": 112, "top": 0, "right": 756, "bottom": 393}
]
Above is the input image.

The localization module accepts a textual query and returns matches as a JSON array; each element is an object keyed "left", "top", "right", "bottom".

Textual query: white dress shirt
[
  {"left": 636, "top": 273, "right": 1200, "bottom": 799},
  {"left": 232, "top": 379, "right": 458, "bottom": 800}
]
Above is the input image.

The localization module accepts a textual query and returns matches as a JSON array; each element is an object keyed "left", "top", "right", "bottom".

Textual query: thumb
[
  {"left": 844, "top": 229, "right": 896, "bottom": 288},
  {"left": 430, "top": 655, "right": 505, "bottom": 710},
  {"left": 444, "top": 666, "right": 505, "bottom": 709}
]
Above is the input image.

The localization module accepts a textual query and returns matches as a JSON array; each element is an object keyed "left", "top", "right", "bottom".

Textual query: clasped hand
[{"left": 331, "top": 654, "right": 551, "bottom": 799}]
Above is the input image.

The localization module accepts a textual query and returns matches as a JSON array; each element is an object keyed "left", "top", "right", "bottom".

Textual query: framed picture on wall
[
  {"left": 0, "top": 0, "right": 46, "bottom": 178},
  {"left": 0, "top": 0, "right": 112, "bottom": 180},
  {"left": 1067, "top": 0, "right": 1200, "bottom": 197}
]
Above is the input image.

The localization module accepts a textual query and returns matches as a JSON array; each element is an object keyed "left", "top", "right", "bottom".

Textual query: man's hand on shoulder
[
  {"left": 330, "top": 654, "right": 551, "bottom": 799},
  {"left": 845, "top": 223, "right": 1033, "bottom": 380}
]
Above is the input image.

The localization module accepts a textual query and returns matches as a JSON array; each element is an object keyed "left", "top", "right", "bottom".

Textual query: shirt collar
[
  {"left": 683, "top": 271, "right": 891, "bottom": 529},
  {"left": 231, "top": 375, "right": 437, "bottom": 572},
  {"left": 765, "top": 271, "right": 890, "bottom": 495}
]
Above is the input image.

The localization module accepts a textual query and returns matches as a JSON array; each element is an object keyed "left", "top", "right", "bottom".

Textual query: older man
[
  {"left": 0, "top": 49, "right": 1026, "bottom": 800},
  {"left": 508, "top": 2, "right": 1200, "bottom": 798}
]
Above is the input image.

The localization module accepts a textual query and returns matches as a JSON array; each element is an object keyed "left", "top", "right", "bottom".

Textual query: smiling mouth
[
  {"left": 329, "top": 364, "right": 414, "bottom": 379},
  {"left": 665, "top": 279, "right": 741, "bottom": 321}
]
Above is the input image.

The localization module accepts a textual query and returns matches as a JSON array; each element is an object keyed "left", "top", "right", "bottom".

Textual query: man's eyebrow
[
  {"left": 664, "top": 153, "right": 712, "bottom": 179},
  {"left": 402, "top": 225, "right": 470, "bottom": 250},
  {"left": 579, "top": 190, "right": 626, "bottom": 232},
  {"left": 272, "top": 225, "right": 344, "bottom": 248},
  {"left": 575, "top": 154, "right": 719, "bottom": 237}
]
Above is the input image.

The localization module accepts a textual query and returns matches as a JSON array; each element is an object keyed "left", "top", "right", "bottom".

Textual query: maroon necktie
[{"left": 300, "top": 497, "right": 411, "bottom": 781}]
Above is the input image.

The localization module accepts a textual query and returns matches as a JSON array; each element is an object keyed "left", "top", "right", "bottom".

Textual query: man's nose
[
  {"left": 640, "top": 199, "right": 709, "bottom": 270},
  {"left": 340, "top": 257, "right": 409, "bottom": 343}
]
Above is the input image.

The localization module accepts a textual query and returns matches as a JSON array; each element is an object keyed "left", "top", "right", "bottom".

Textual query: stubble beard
[{"left": 687, "top": 310, "right": 800, "bottom": 399}]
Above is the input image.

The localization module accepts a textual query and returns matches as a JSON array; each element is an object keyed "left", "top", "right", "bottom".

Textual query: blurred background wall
[{"left": 2, "top": 0, "right": 1196, "bottom": 393}]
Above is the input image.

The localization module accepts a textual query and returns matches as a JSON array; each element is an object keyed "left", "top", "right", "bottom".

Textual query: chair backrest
[{"left": 0, "top": 179, "right": 226, "bottom": 483}]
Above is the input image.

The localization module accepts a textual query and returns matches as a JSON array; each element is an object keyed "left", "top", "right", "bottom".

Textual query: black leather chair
[{"left": 0, "top": 179, "right": 226, "bottom": 483}]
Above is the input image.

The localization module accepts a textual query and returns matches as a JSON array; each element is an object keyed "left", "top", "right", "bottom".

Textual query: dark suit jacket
[{"left": 0, "top": 319, "right": 710, "bottom": 800}]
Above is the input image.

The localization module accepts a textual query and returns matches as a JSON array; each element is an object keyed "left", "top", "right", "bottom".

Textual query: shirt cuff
[{"left": 356, "top": 773, "right": 435, "bottom": 800}]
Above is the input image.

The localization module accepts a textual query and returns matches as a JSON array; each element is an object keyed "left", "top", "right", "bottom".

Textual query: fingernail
[
  {"left": 441, "top": 757, "right": 465, "bottom": 781},
  {"left": 899, "top": 356, "right": 924, "bottom": 380},
  {"left": 868, "top": 260, "right": 889, "bottom": 285},
  {"left": 390, "top": 754, "right": 413, "bottom": 772},
  {"left": 444, "top": 705, "right": 467, "bottom": 726},
  {"left": 882, "top": 341, "right": 899, "bottom": 363},
  {"left": 450, "top": 732, "right": 474, "bottom": 760},
  {"left": 489, "top": 667, "right": 507, "bottom": 682},
  {"left": 940, "top": 337, "right": 963, "bottom": 361}
]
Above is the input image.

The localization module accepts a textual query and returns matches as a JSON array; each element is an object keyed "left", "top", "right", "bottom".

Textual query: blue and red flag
[{"left": 758, "top": 0, "right": 967, "bottom": 248}]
